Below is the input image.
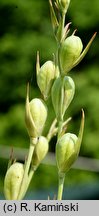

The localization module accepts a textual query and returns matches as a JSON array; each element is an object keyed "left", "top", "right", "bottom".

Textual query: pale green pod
[
  {"left": 62, "top": 76, "right": 75, "bottom": 115},
  {"left": 4, "top": 162, "right": 24, "bottom": 200},
  {"left": 56, "top": 110, "right": 85, "bottom": 174},
  {"left": 37, "top": 61, "right": 56, "bottom": 100},
  {"left": 51, "top": 77, "right": 62, "bottom": 119},
  {"left": 56, "top": 133, "right": 78, "bottom": 174},
  {"left": 25, "top": 84, "right": 47, "bottom": 138},
  {"left": 32, "top": 136, "right": 49, "bottom": 168},
  {"left": 59, "top": 35, "right": 83, "bottom": 75},
  {"left": 51, "top": 76, "right": 75, "bottom": 119},
  {"left": 29, "top": 99, "right": 47, "bottom": 137}
]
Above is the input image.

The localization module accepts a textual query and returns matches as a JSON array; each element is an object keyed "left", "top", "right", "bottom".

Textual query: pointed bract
[
  {"left": 49, "top": 0, "right": 59, "bottom": 33},
  {"left": 75, "top": 109, "right": 85, "bottom": 156},
  {"left": 73, "top": 33, "right": 97, "bottom": 68}
]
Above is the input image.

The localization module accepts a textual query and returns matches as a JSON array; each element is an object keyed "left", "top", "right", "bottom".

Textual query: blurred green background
[{"left": 0, "top": 0, "right": 99, "bottom": 199}]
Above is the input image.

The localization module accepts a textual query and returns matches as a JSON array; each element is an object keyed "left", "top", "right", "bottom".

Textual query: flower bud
[
  {"left": 56, "top": 110, "right": 85, "bottom": 174},
  {"left": 59, "top": 0, "right": 70, "bottom": 13},
  {"left": 51, "top": 76, "right": 75, "bottom": 119},
  {"left": 32, "top": 136, "right": 49, "bottom": 169},
  {"left": 25, "top": 84, "right": 47, "bottom": 138},
  {"left": 37, "top": 61, "right": 56, "bottom": 100},
  {"left": 59, "top": 35, "right": 83, "bottom": 75},
  {"left": 4, "top": 162, "right": 24, "bottom": 200}
]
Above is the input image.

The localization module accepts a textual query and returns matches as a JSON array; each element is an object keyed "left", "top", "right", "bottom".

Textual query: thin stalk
[
  {"left": 57, "top": 76, "right": 64, "bottom": 140},
  {"left": 57, "top": 120, "right": 63, "bottom": 140},
  {"left": 17, "top": 138, "right": 37, "bottom": 200},
  {"left": 20, "top": 169, "right": 35, "bottom": 200},
  {"left": 57, "top": 174, "right": 65, "bottom": 200},
  {"left": 60, "top": 13, "right": 65, "bottom": 42},
  {"left": 47, "top": 118, "right": 57, "bottom": 142},
  {"left": 56, "top": 13, "right": 65, "bottom": 74}
]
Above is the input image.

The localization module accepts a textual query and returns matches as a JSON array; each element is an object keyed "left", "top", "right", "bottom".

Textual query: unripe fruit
[
  {"left": 37, "top": 61, "right": 56, "bottom": 100},
  {"left": 25, "top": 84, "right": 48, "bottom": 138},
  {"left": 56, "top": 110, "right": 85, "bottom": 175},
  {"left": 29, "top": 99, "right": 47, "bottom": 137},
  {"left": 4, "top": 162, "right": 24, "bottom": 200},
  {"left": 56, "top": 133, "right": 78, "bottom": 174},
  {"left": 51, "top": 76, "right": 75, "bottom": 119},
  {"left": 59, "top": 35, "right": 83, "bottom": 74},
  {"left": 32, "top": 136, "right": 49, "bottom": 168}
]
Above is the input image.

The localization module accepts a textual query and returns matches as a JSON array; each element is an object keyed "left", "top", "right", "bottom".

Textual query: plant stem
[
  {"left": 57, "top": 174, "right": 65, "bottom": 200},
  {"left": 57, "top": 76, "right": 64, "bottom": 139},
  {"left": 20, "top": 169, "right": 35, "bottom": 200},
  {"left": 17, "top": 137, "right": 37, "bottom": 200},
  {"left": 60, "top": 13, "right": 65, "bottom": 41},
  {"left": 57, "top": 120, "right": 63, "bottom": 139}
]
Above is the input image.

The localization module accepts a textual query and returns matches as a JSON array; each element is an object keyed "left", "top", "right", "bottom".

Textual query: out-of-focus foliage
[{"left": 0, "top": 0, "right": 99, "bottom": 197}]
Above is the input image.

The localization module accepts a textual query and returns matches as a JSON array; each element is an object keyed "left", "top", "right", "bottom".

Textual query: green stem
[
  {"left": 57, "top": 174, "right": 65, "bottom": 200},
  {"left": 20, "top": 169, "right": 35, "bottom": 200},
  {"left": 56, "top": 13, "right": 65, "bottom": 74},
  {"left": 60, "top": 13, "right": 65, "bottom": 42},
  {"left": 57, "top": 76, "right": 64, "bottom": 139},
  {"left": 17, "top": 137, "right": 37, "bottom": 200},
  {"left": 57, "top": 120, "right": 63, "bottom": 140}
]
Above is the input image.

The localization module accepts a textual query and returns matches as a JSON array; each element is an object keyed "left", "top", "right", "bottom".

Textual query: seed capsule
[
  {"left": 56, "top": 133, "right": 78, "bottom": 174},
  {"left": 59, "top": 35, "right": 83, "bottom": 75},
  {"left": 56, "top": 110, "right": 85, "bottom": 174},
  {"left": 32, "top": 136, "right": 49, "bottom": 169},
  {"left": 51, "top": 76, "right": 75, "bottom": 119},
  {"left": 25, "top": 84, "right": 47, "bottom": 138},
  {"left": 4, "top": 162, "right": 24, "bottom": 200},
  {"left": 37, "top": 61, "right": 56, "bottom": 100}
]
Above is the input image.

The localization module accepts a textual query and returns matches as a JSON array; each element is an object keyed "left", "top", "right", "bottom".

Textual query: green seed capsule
[
  {"left": 29, "top": 99, "right": 47, "bottom": 137},
  {"left": 56, "top": 133, "right": 78, "bottom": 174},
  {"left": 59, "top": 35, "right": 83, "bottom": 75},
  {"left": 56, "top": 110, "right": 85, "bottom": 175},
  {"left": 4, "top": 162, "right": 24, "bottom": 200},
  {"left": 32, "top": 136, "right": 49, "bottom": 169},
  {"left": 51, "top": 76, "right": 75, "bottom": 119},
  {"left": 37, "top": 61, "right": 56, "bottom": 100},
  {"left": 25, "top": 84, "right": 48, "bottom": 138}
]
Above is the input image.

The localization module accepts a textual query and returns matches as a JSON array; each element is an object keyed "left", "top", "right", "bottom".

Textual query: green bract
[
  {"left": 4, "top": 163, "right": 24, "bottom": 200},
  {"left": 37, "top": 61, "right": 56, "bottom": 100},
  {"left": 32, "top": 136, "right": 49, "bottom": 169},
  {"left": 25, "top": 84, "right": 47, "bottom": 138},
  {"left": 59, "top": 35, "right": 83, "bottom": 75},
  {"left": 51, "top": 76, "right": 75, "bottom": 120}
]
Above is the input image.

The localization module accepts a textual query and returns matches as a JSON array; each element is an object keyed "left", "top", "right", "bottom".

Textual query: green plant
[{"left": 4, "top": 0, "right": 96, "bottom": 200}]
